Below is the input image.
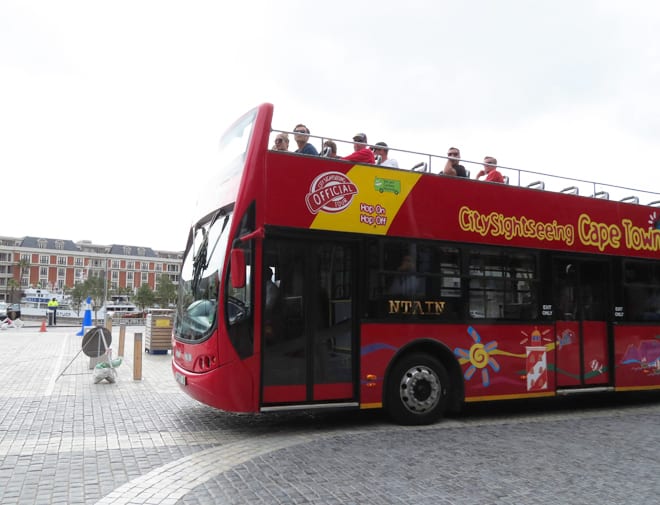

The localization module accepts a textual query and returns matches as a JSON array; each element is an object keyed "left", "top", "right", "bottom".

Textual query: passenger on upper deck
[
  {"left": 293, "top": 124, "right": 319, "bottom": 155},
  {"left": 373, "top": 141, "right": 399, "bottom": 168},
  {"left": 343, "top": 133, "right": 375, "bottom": 164},
  {"left": 443, "top": 147, "right": 467, "bottom": 177},
  {"left": 272, "top": 133, "right": 289, "bottom": 151},
  {"left": 476, "top": 156, "right": 505, "bottom": 183},
  {"left": 322, "top": 140, "right": 339, "bottom": 158}
]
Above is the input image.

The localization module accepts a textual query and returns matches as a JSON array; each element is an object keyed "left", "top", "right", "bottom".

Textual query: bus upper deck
[{"left": 269, "top": 127, "right": 660, "bottom": 208}]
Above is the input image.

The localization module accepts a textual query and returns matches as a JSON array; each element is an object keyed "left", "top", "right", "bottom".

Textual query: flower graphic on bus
[
  {"left": 648, "top": 211, "right": 660, "bottom": 230},
  {"left": 454, "top": 326, "right": 500, "bottom": 387}
]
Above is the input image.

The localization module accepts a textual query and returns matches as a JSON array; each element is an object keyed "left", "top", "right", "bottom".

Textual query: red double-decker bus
[{"left": 172, "top": 103, "right": 660, "bottom": 425}]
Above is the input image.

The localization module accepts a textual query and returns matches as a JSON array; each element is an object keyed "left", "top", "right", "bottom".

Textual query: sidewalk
[{"left": 0, "top": 324, "right": 186, "bottom": 505}]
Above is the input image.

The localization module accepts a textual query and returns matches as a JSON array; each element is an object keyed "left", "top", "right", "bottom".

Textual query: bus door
[
  {"left": 261, "top": 238, "right": 357, "bottom": 408},
  {"left": 553, "top": 258, "right": 610, "bottom": 388}
]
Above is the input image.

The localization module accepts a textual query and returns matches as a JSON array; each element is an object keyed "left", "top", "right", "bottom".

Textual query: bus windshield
[
  {"left": 175, "top": 208, "right": 233, "bottom": 341},
  {"left": 194, "top": 107, "right": 258, "bottom": 220}
]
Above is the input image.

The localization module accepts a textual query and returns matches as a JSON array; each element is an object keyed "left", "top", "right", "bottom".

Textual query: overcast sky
[{"left": 2, "top": 1, "right": 660, "bottom": 251}]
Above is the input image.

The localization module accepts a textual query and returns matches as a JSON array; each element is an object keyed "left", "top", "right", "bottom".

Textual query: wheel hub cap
[{"left": 399, "top": 365, "right": 441, "bottom": 414}]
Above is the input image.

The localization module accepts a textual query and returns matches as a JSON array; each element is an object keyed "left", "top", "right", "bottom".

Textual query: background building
[{"left": 0, "top": 235, "right": 182, "bottom": 302}]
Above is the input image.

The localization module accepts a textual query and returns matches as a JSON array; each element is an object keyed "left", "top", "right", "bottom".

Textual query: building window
[
  {"left": 55, "top": 240, "right": 64, "bottom": 250},
  {"left": 156, "top": 263, "right": 162, "bottom": 272},
  {"left": 123, "top": 246, "right": 131, "bottom": 255},
  {"left": 141, "top": 272, "right": 148, "bottom": 284},
  {"left": 38, "top": 239, "right": 47, "bottom": 249},
  {"left": 57, "top": 256, "right": 67, "bottom": 265},
  {"left": 58, "top": 268, "right": 66, "bottom": 278},
  {"left": 138, "top": 248, "right": 145, "bottom": 256},
  {"left": 127, "top": 271, "right": 134, "bottom": 281},
  {"left": 127, "top": 261, "right": 134, "bottom": 270},
  {"left": 75, "top": 257, "right": 84, "bottom": 266},
  {"left": 111, "top": 270, "right": 119, "bottom": 281}
]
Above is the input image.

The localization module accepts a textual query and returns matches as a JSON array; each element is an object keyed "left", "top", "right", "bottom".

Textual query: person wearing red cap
[{"left": 343, "top": 132, "right": 375, "bottom": 164}]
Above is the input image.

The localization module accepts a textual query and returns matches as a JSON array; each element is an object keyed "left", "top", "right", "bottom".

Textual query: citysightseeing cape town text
[{"left": 459, "top": 206, "right": 660, "bottom": 253}]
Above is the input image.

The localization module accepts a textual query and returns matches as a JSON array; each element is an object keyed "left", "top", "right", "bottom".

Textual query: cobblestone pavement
[{"left": 2, "top": 324, "right": 660, "bottom": 504}]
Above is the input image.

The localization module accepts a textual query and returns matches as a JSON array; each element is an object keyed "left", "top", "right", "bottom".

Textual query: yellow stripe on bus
[
  {"left": 311, "top": 165, "right": 422, "bottom": 234},
  {"left": 464, "top": 391, "right": 556, "bottom": 402},
  {"left": 615, "top": 384, "right": 660, "bottom": 392},
  {"left": 360, "top": 402, "right": 383, "bottom": 410}
]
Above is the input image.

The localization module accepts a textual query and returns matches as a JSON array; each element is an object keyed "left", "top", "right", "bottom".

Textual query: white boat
[
  {"left": 19, "top": 288, "right": 78, "bottom": 319},
  {"left": 102, "top": 295, "right": 142, "bottom": 318}
]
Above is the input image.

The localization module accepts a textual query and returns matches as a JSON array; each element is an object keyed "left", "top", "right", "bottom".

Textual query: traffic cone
[
  {"left": 40, "top": 319, "right": 47, "bottom": 332},
  {"left": 77, "top": 296, "right": 94, "bottom": 336}
]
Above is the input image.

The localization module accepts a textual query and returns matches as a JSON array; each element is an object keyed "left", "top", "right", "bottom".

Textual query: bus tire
[{"left": 386, "top": 353, "right": 449, "bottom": 425}]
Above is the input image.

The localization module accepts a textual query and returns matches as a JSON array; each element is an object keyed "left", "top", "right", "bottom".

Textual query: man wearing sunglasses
[
  {"left": 293, "top": 124, "right": 319, "bottom": 155},
  {"left": 272, "top": 133, "right": 289, "bottom": 151},
  {"left": 443, "top": 147, "right": 467, "bottom": 177}
]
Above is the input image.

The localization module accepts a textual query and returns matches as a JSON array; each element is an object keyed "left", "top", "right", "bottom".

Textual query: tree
[
  {"left": 111, "top": 285, "right": 133, "bottom": 299},
  {"left": 85, "top": 275, "right": 106, "bottom": 320},
  {"left": 7, "top": 278, "right": 20, "bottom": 303},
  {"left": 155, "top": 274, "right": 177, "bottom": 307},
  {"left": 134, "top": 284, "right": 155, "bottom": 310},
  {"left": 17, "top": 257, "right": 30, "bottom": 288},
  {"left": 70, "top": 283, "right": 87, "bottom": 315}
]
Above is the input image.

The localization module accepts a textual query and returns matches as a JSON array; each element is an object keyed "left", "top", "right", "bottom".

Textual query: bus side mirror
[{"left": 230, "top": 248, "right": 246, "bottom": 288}]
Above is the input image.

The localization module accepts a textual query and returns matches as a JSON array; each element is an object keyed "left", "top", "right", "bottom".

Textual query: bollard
[
  {"left": 118, "top": 325, "right": 126, "bottom": 357},
  {"left": 105, "top": 315, "right": 113, "bottom": 333},
  {"left": 133, "top": 332, "right": 142, "bottom": 380}
]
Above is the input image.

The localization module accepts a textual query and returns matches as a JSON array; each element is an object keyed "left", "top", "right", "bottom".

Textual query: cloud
[{"left": 1, "top": 0, "right": 660, "bottom": 250}]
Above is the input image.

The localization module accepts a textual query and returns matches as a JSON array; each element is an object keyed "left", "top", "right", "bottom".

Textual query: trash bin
[
  {"left": 145, "top": 310, "right": 173, "bottom": 354},
  {"left": 47, "top": 309, "right": 54, "bottom": 326}
]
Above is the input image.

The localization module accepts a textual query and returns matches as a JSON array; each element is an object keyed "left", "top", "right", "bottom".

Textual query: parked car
[{"left": 0, "top": 302, "right": 21, "bottom": 321}]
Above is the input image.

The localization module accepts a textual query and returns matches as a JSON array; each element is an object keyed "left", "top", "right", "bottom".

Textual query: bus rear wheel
[{"left": 386, "top": 353, "right": 449, "bottom": 425}]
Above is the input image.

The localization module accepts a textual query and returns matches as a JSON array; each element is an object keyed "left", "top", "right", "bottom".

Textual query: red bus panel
[
  {"left": 361, "top": 323, "right": 556, "bottom": 404},
  {"left": 615, "top": 325, "right": 660, "bottom": 390}
]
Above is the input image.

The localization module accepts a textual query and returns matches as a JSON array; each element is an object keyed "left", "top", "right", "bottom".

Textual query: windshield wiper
[{"left": 191, "top": 227, "right": 208, "bottom": 295}]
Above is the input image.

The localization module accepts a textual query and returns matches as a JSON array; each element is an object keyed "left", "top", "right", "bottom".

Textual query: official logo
[{"left": 305, "top": 171, "right": 358, "bottom": 214}]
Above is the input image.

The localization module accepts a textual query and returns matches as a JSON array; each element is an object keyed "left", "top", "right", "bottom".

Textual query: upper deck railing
[{"left": 271, "top": 129, "right": 660, "bottom": 207}]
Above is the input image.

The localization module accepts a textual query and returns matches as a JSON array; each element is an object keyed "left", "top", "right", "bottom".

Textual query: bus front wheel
[{"left": 386, "top": 353, "right": 449, "bottom": 425}]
